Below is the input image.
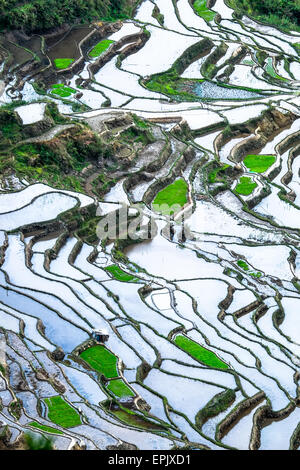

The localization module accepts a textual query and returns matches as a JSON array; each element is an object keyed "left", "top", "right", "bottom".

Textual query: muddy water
[
  {"left": 0, "top": 36, "right": 32, "bottom": 66},
  {"left": 47, "top": 26, "right": 93, "bottom": 63}
]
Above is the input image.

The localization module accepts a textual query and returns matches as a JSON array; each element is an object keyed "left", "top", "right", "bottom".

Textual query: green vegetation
[
  {"left": 250, "top": 271, "right": 262, "bottom": 278},
  {"left": 174, "top": 335, "right": 229, "bottom": 369},
  {"left": 13, "top": 142, "right": 86, "bottom": 188},
  {"left": 54, "top": 58, "right": 74, "bottom": 70},
  {"left": 51, "top": 83, "right": 76, "bottom": 98},
  {"left": 105, "top": 265, "right": 139, "bottom": 282},
  {"left": 237, "top": 260, "right": 262, "bottom": 278},
  {"left": 152, "top": 179, "right": 188, "bottom": 215},
  {"left": 147, "top": 73, "right": 263, "bottom": 102},
  {"left": 265, "top": 58, "right": 288, "bottom": 81},
  {"left": 0, "top": 105, "right": 24, "bottom": 150},
  {"left": 8, "top": 399, "right": 22, "bottom": 419},
  {"left": 132, "top": 114, "right": 149, "bottom": 129},
  {"left": 75, "top": 213, "right": 102, "bottom": 244},
  {"left": 2, "top": 123, "right": 113, "bottom": 192},
  {"left": 46, "top": 102, "right": 70, "bottom": 124},
  {"left": 24, "top": 432, "right": 54, "bottom": 450},
  {"left": 113, "top": 408, "right": 167, "bottom": 431},
  {"left": 28, "top": 422, "right": 63, "bottom": 435},
  {"left": 243, "top": 59, "right": 255, "bottom": 66},
  {"left": 89, "top": 39, "right": 114, "bottom": 58},
  {"left": 146, "top": 75, "right": 180, "bottom": 99},
  {"left": 237, "top": 259, "right": 249, "bottom": 271},
  {"left": 44, "top": 396, "right": 81, "bottom": 428},
  {"left": 208, "top": 164, "right": 230, "bottom": 183},
  {"left": 0, "top": 0, "right": 140, "bottom": 33},
  {"left": 145, "top": 38, "right": 213, "bottom": 100},
  {"left": 119, "top": 126, "right": 155, "bottom": 146},
  {"left": 227, "top": 0, "right": 300, "bottom": 33},
  {"left": 234, "top": 176, "right": 257, "bottom": 195},
  {"left": 80, "top": 345, "right": 119, "bottom": 378},
  {"left": 196, "top": 389, "right": 236, "bottom": 428},
  {"left": 107, "top": 379, "right": 135, "bottom": 398},
  {"left": 243, "top": 154, "right": 276, "bottom": 173},
  {"left": 193, "top": 0, "right": 216, "bottom": 22},
  {"left": 0, "top": 363, "right": 5, "bottom": 376},
  {"left": 152, "top": 4, "right": 164, "bottom": 26}
]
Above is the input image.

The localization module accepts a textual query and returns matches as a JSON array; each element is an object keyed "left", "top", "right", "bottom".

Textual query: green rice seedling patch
[
  {"left": 51, "top": 84, "right": 76, "bottom": 98},
  {"left": 89, "top": 39, "right": 114, "bottom": 58},
  {"left": 105, "top": 265, "right": 140, "bottom": 282},
  {"left": 237, "top": 260, "right": 249, "bottom": 271},
  {"left": 80, "top": 345, "right": 119, "bottom": 378},
  {"left": 193, "top": 0, "right": 216, "bottom": 22},
  {"left": 44, "top": 396, "right": 81, "bottom": 428},
  {"left": 28, "top": 422, "right": 63, "bottom": 435},
  {"left": 152, "top": 179, "right": 188, "bottom": 215},
  {"left": 54, "top": 58, "right": 74, "bottom": 70},
  {"left": 175, "top": 335, "right": 229, "bottom": 369},
  {"left": 243, "top": 154, "right": 276, "bottom": 173},
  {"left": 107, "top": 379, "right": 135, "bottom": 398},
  {"left": 250, "top": 271, "right": 262, "bottom": 278},
  {"left": 265, "top": 58, "right": 288, "bottom": 81},
  {"left": 235, "top": 176, "right": 257, "bottom": 195}
]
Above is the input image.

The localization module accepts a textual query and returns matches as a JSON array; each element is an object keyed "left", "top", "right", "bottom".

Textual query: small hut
[{"left": 92, "top": 329, "right": 109, "bottom": 343}]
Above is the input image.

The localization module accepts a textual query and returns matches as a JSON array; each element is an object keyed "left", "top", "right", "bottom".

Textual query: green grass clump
[
  {"left": 0, "top": 106, "right": 23, "bottom": 149},
  {"left": 193, "top": 0, "right": 216, "bottom": 21},
  {"left": 235, "top": 176, "right": 257, "bottom": 195},
  {"left": 0, "top": 363, "right": 6, "bottom": 376},
  {"left": 89, "top": 39, "right": 114, "bottom": 58},
  {"left": 243, "top": 154, "right": 276, "bottom": 173},
  {"left": 237, "top": 260, "right": 262, "bottom": 278},
  {"left": 237, "top": 260, "right": 249, "bottom": 271},
  {"left": 44, "top": 396, "right": 81, "bottom": 428},
  {"left": 105, "top": 265, "right": 139, "bottom": 282},
  {"left": 24, "top": 432, "right": 54, "bottom": 450},
  {"left": 51, "top": 83, "right": 76, "bottom": 98},
  {"left": 113, "top": 408, "right": 166, "bottom": 431},
  {"left": 152, "top": 178, "right": 188, "bottom": 215},
  {"left": 54, "top": 58, "right": 74, "bottom": 69},
  {"left": 208, "top": 164, "right": 230, "bottom": 183},
  {"left": 80, "top": 345, "right": 119, "bottom": 378},
  {"left": 132, "top": 114, "right": 149, "bottom": 129},
  {"left": 250, "top": 271, "right": 262, "bottom": 278},
  {"left": 8, "top": 399, "right": 22, "bottom": 419},
  {"left": 120, "top": 126, "right": 154, "bottom": 145},
  {"left": 28, "top": 422, "right": 63, "bottom": 435},
  {"left": 227, "top": 0, "right": 300, "bottom": 34},
  {"left": 196, "top": 389, "right": 236, "bottom": 428},
  {"left": 265, "top": 58, "right": 288, "bottom": 81},
  {"left": 175, "top": 335, "right": 229, "bottom": 369},
  {"left": 107, "top": 379, "right": 135, "bottom": 398}
]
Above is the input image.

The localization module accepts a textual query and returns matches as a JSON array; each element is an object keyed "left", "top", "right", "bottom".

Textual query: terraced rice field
[{"left": 0, "top": 0, "right": 300, "bottom": 451}]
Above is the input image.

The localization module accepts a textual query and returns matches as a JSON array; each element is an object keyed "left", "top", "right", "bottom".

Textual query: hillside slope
[
  {"left": 227, "top": 0, "right": 300, "bottom": 32},
  {"left": 0, "top": 0, "right": 139, "bottom": 32}
]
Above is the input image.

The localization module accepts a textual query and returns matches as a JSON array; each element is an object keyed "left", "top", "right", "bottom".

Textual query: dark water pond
[{"left": 48, "top": 26, "right": 92, "bottom": 62}]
